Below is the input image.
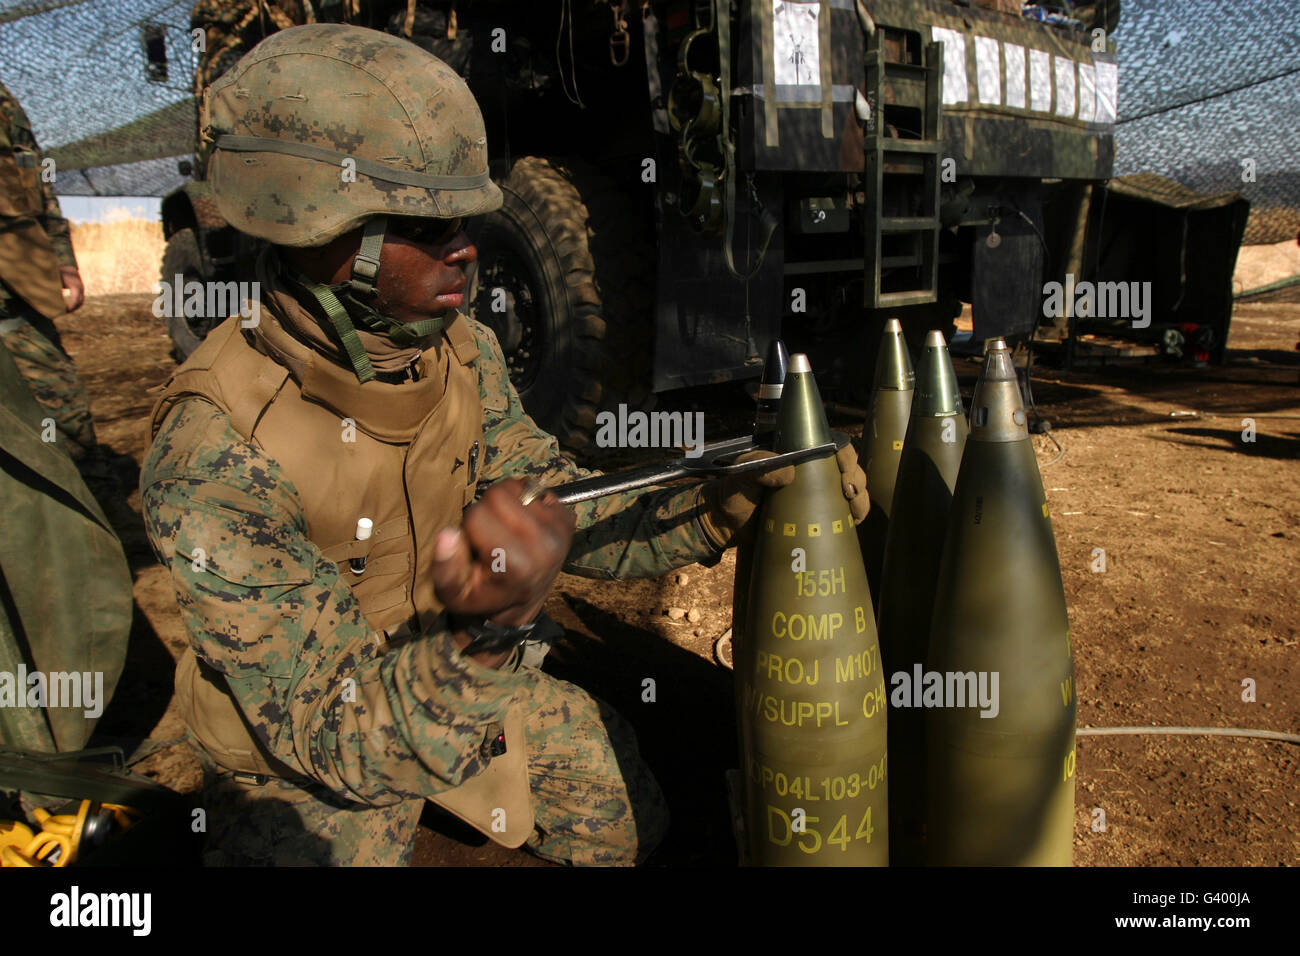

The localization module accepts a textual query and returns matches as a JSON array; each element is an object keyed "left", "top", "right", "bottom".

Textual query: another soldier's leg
[
  {"left": 196, "top": 750, "right": 424, "bottom": 866},
  {"left": 516, "top": 666, "right": 669, "bottom": 866},
  {"left": 0, "top": 309, "right": 98, "bottom": 462}
]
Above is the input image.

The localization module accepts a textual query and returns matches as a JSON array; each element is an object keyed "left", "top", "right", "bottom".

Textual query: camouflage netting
[
  {"left": 0, "top": 0, "right": 198, "bottom": 197},
  {"left": 1113, "top": 0, "right": 1300, "bottom": 245},
  {"left": 0, "top": 0, "right": 1297, "bottom": 246}
]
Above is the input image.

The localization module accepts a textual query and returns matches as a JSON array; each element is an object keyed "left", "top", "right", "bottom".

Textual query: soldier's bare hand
[
  {"left": 60, "top": 267, "right": 84, "bottom": 312},
  {"left": 432, "top": 478, "right": 575, "bottom": 631}
]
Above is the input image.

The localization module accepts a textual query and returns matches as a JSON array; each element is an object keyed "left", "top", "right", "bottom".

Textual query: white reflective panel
[
  {"left": 1077, "top": 62, "right": 1097, "bottom": 122},
  {"left": 1004, "top": 42, "right": 1026, "bottom": 109},
  {"left": 1054, "top": 55, "right": 1076, "bottom": 117},
  {"left": 773, "top": 1, "right": 821, "bottom": 86},
  {"left": 1030, "top": 49, "right": 1052, "bottom": 112},
  {"left": 974, "top": 35, "right": 1001, "bottom": 104},
  {"left": 1094, "top": 59, "right": 1118, "bottom": 124},
  {"left": 932, "top": 26, "right": 969, "bottom": 105}
]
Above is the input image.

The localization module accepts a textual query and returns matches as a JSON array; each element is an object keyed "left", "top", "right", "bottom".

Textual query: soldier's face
[
  {"left": 373, "top": 217, "right": 476, "bottom": 324},
  {"left": 286, "top": 217, "right": 476, "bottom": 329}
]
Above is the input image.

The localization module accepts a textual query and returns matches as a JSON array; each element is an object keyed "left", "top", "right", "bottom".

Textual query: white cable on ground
[
  {"left": 1039, "top": 429, "right": 1065, "bottom": 467},
  {"left": 1077, "top": 726, "right": 1300, "bottom": 745}
]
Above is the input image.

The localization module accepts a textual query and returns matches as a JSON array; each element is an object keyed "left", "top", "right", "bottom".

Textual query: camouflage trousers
[
  {"left": 196, "top": 662, "right": 669, "bottom": 866},
  {"left": 0, "top": 307, "right": 98, "bottom": 463}
]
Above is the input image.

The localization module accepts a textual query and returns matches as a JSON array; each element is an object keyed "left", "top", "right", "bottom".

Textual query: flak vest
[
  {"left": 0, "top": 134, "right": 67, "bottom": 319},
  {"left": 150, "top": 309, "right": 533, "bottom": 847}
]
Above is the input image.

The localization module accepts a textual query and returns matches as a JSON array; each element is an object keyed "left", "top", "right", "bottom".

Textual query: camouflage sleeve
[
  {"left": 465, "top": 316, "right": 723, "bottom": 579},
  {"left": 141, "top": 397, "right": 524, "bottom": 806},
  {"left": 0, "top": 85, "right": 76, "bottom": 269}
]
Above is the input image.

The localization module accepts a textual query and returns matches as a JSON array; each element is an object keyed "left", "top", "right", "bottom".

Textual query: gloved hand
[
  {"left": 698, "top": 443, "right": 869, "bottom": 549},
  {"left": 837, "top": 441, "right": 869, "bottom": 524}
]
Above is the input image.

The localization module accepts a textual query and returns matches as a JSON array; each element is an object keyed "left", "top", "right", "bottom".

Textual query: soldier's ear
[{"left": 279, "top": 232, "right": 362, "bottom": 286}]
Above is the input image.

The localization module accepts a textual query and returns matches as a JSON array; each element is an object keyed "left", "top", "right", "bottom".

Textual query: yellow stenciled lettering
[
  {"left": 773, "top": 612, "right": 842, "bottom": 641},
  {"left": 855, "top": 806, "right": 874, "bottom": 843},
  {"left": 855, "top": 605, "right": 866, "bottom": 633},
  {"left": 863, "top": 686, "right": 879, "bottom": 718},
  {"left": 797, "top": 815, "right": 822, "bottom": 854},
  {"left": 805, "top": 612, "right": 842, "bottom": 641},
  {"left": 767, "top": 805, "right": 792, "bottom": 846},
  {"left": 828, "top": 814, "right": 850, "bottom": 851},
  {"left": 834, "top": 647, "right": 875, "bottom": 683}
]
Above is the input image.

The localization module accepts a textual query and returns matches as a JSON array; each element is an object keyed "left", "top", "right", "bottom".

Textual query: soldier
[
  {"left": 0, "top": 80, "right": 108, "bottom": 488},
  {"left": 141, "top": 24, "right": 868, "bottom": 866}
]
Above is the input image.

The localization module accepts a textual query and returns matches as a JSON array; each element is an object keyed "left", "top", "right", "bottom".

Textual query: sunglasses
[{"left": 388, "top": 215, "right": 465, "bottom": 245}]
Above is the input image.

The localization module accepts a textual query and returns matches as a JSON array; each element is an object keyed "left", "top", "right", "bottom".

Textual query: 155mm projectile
[
  {"left": 875, "top": 330, "right": 968, "bottom": 866},
  {"left": 857, "top": 319, "right": 914, "bottom": 607},
  {"left": 924, "top": 342, "right": 1076, "bottom": 866},
  {"left": 738, "top": 354, "right": 887, "bottom": 866}
]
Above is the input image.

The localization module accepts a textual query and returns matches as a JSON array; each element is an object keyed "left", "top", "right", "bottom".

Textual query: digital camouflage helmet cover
[{"left": 202, "top": 22, "right": 501, "bottom": 246}]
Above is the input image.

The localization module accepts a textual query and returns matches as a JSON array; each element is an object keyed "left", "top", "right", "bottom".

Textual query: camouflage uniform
[
  {"left": 0, "top": 82, "right": 100, "bottom": 467},
  {"left": 146, "top": 21, "right": 750, "bottom": 866},
  {"left": 142, "top": 301, "right": 719, "bottom": 866}
]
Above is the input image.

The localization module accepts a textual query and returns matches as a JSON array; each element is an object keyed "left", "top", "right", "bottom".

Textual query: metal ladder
[{"left": 863, "top": 30, "right": 944, "bottom": 309}]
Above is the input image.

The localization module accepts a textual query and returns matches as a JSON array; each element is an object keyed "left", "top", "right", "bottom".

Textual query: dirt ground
[{"left": 65, "top": 291, "right": 1299, "bottom": 867}]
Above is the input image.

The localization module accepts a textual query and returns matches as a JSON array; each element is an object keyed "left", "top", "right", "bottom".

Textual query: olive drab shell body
[
  {"left": 924, "top": 346, "right": 1076, "bottom": 866},
  {"left": 202, "top": 23, "right": 502, "bottom": 247},
  {"left": 857, "top": 320, "right": 914, "bottom": 607},
  {"left": 737, "top": 355, "right": 887, "bottom": 866},
  {"left": 876, "top": 331, "right": 967, "bottom": 866}
]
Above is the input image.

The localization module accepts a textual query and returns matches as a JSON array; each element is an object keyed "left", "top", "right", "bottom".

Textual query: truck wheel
[
  {"left": 160, "top": 227, "right": 224, "bottom": 362},
  {"left": 468, "top": 156, "right": 655, "bottom": 455}
]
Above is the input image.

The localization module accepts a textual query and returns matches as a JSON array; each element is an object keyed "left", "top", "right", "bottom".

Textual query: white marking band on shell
[
  {"left": 1003, "top": 43, "right": 1026, "bottom": 109},
  {"left": 974, "top": 36, "right": 1001, "bottom": 105},
  {"left": 758, "top": 384, "right": 783, "bottom": 399},
  {"left": 931, "top": 27, "right": 969, "bottom": 105},
  {"left": 215, "top": 135, "right": 491, "bottom": 190}
]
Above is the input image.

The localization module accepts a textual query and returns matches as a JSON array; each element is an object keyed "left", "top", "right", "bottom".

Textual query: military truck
[{"left": 161, "top": 0, "right": 1119, "bottom": 451}]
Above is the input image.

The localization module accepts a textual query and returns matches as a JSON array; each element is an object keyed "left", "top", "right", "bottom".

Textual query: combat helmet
[{"left": 200, "top": 23, "right": 501, "bottom": 380}]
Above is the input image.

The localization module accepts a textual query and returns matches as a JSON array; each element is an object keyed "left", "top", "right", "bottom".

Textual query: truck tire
[
  {"left": 468, "top": 156, "right": 655, "bottom": 455},
  {"left": 160, "top": 227, "right": 223, "bottom": 363}
]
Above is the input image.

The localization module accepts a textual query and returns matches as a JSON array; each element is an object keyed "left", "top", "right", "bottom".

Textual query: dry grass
[
  {"left": 1234, "top": 238, "right": 1300, "bottom": 294},
  {"left": 69, "top": 212, "right": 166, "bottom": 296}
]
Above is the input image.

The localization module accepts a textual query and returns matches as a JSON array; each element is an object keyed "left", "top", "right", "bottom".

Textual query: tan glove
[
  {"left": 699, "top": 443, "right": 870, "bottom": 549},
  {"left": 837, "top": 442, "right": 869, "bottom": 524}
]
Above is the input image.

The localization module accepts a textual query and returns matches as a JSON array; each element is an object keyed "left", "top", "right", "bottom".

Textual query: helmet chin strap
[{"left": 291, "top": 216, "right": 447, "bottom": 383}]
